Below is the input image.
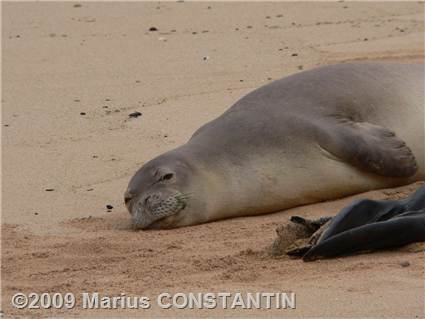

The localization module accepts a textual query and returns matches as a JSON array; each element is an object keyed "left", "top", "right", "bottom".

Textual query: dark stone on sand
[{"left": 129, "top": 111, "right": 142, "bottom": 118}]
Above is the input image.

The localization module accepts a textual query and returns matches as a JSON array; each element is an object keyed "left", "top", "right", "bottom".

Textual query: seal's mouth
[{"left": 131, "top": 192, "right": 189, "bottom": 229}]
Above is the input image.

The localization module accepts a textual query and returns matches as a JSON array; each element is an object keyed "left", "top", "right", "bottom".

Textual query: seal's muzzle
[{"left": 130, "top": 192, "right": 188, "bottom": 229}]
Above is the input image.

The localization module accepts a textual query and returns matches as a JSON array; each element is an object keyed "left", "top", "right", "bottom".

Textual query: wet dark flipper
[
  {"left": 286, "top": 244, "right": 312, "bottom": 257},
  {"left": 402, "top": 184, "right": 425, "bottom": 211},
  {"left": 290, "top": 215, "right": 332, "bottom": 233},
  {"left": 318, "top": 198, "right": 402, "bottom": 243},
  {"left": 302, "top": 211, "right": 425, "bottom": 262}
]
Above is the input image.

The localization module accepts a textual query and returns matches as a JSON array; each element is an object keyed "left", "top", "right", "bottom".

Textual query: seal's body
[{"left": 125, "top": 62, "right": 424, "bottom": 229}]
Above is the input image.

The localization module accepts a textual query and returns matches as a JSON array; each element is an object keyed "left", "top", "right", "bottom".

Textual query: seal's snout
[
  {"left": 124, "top": 192, "right": 132, "bottom": 205},
  {"left": 124, "top": 190, "right": 137, "bottom": 214},
  {"left": 143, "top": 194, "right": 162, "bottom": 210},
  {"left": 129, "top": 191, "right": 189, "bottom": 229}
]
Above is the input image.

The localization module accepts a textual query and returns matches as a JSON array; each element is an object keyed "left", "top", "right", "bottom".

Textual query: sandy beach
[{"left": 2, "top": 2, "right": 424, "bottom": 318}]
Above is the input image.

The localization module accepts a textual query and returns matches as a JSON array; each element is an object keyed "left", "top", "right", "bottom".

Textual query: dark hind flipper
[
  {"left": 318, "top": 119, "right": 417, "bottom": 177},
  {"left": 393, "top": 209, "right": 425, "bottom": 219},
  {"left": 303, "top": 211, "right": 425, "bottom": 262},
  {"left": 286, "top": 244, "right": 312, "bottom": 257},
  {"left": 317, "top": 198, "right": 401, "bottom": 243},
  {"left": 290, "top": 215, "right": 332, "bottom": 233},
  {"left": 403, "top": 184, "right": 425, "bottom": 211}
]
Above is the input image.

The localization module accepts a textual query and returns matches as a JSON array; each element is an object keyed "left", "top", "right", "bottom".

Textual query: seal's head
[{"left": 124, "top": 151, "right": 207, "bottom": 229}]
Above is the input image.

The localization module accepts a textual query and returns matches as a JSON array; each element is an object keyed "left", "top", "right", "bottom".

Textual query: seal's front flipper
[
  {"left": 319, "top": 120, "right": 417, "bottom": 177},
  {"left": 302, "top": 211, "right": 425, "bottom": 261}
]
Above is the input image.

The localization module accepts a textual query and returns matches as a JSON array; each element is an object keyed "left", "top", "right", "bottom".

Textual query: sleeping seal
[{"left": 125, "top": 62, "right": 424, "bottom": 229}]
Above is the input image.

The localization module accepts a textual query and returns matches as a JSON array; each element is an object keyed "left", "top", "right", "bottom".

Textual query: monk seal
[
  {"left": 273, "top": 183, "right": 425, "bottom": 261},
  {"left": 124, "top": 62, "right": 424, "bottom": 229}
]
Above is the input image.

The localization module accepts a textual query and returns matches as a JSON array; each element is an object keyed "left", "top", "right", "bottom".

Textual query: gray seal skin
[{"left": 125, "top": 62, "right": 425, "bottom": 229}]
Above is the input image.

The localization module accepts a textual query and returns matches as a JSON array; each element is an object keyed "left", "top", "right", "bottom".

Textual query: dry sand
[{"left": 1, "top": 2, "right": 424, "bottom": 318}]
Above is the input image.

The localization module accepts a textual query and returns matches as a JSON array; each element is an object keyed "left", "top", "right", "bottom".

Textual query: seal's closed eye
[{"left": 161, "top": 173, "right": 174, "bottom": 181}]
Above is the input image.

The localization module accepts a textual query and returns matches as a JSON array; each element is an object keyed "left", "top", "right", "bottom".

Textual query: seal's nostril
[
  {"left": 144, "top": 195, "right": 151, "bottom": 206},
  {"left": 124, "top": 193, "right": 133, "bottom": 205}
]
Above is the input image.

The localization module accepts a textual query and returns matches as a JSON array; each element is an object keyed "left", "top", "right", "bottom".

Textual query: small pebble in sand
[
  {"left": 149, "top": 27, "right": 158, "bottom": 32},
  {"left": 298, "top": 65, "right": 304, "bottom": 70},
  {"left": 267, "top": 77, "right": 273, "bottom": 80},
  {"left": 135, "top": 80, "right": 141, "bottom": 83},
  {"left": 106, "top": 204, "right": 113, "bottom": 210},
  {"left": 246, "top": 26, "right": 253, "bottom": 29},
  {"left": 73, "top": 3, "right": 82, "bottom": 8},
  {"left": 80, "top": 112, "right": 86, "bottom": 115},
  {"left": 203, "top": 56, "right": 209, "bottom": 61},
  {"left": 291, "top": 53, "right": 298, "bottom": 57},
  {"left": 4, "top": 124, "right": 9, "bottom": 127},
  {"left": 74, "top": 99, "right": 80, "bottom": 102},
  {"left": 86, "top": 188, "right": 94, "bottom": 191},
  {"left": 400, "top": 261, "right": 410, "bottom": 267},
  {"left": 266, "top": 16, "right": 271, "bottom": 19},
  {"left": 129, "top": 111, "right": 142, "bottom": 118},
  {"left": 364, "top": 38, "right": 368, "bottom": 41},
  {"left": 239, "top": 79, "right": 244, "bottom": 82},
  {"left": 34, "top": 212, "right": 39, "bottom": 215},
  {"left": 192, "top": 32, "right": 197, "bottom": 35},
  {"left": 276, "top": 14, "right": 283, "bottom": 17},
  {"left": 45, "top": 188, "right": 55, "bottom": 192},
  {"left": 92, "top": 155, "right": 98, "bottom": 158},
  {"left": 105, "top": 98, "right": 111, "bottom": 101},
  {"left": 102, "top": 105, "right": 108, "bottom": 108}
]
